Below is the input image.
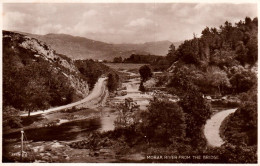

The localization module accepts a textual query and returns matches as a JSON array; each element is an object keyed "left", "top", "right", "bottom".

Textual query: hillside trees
[
  {"left": 75, "top": 59, "right": 119, "bottom": 90},
  {"left": 179, "top": 90, "right": 212, "bottom": 148},
  {"left": 3, "top": 32, "right": 82, "bottom": 116},
  {"left": 207, "top": 67, "right": 231, "bottom": 95},
  {"left": 229, "top": 69, "right": 257, "bottom": 93},
  {"left": 223, "top": 87, "right": 257, "bottom": 146},
  {"left": 176, "top": 17, "right": 257, "bottom": 68},
  {"left": 166, "top": 17, "right": 257, "bottom": 95}
]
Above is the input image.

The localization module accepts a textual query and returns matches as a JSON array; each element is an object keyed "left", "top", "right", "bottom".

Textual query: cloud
[
  {"left": 128, "top": 17, "right": 154, "bottom": 27},
  {"left": 83, "top": 9, "right": 98, "bottom": 17},
  {"left": 33, "top": 24, "right": 62, "bottom": 35},
  {"left": 3, "top": 11, "right": 26, "bottom": 30},
  {"left": 3, "top": 3, "right": 258, "bottom": 43}
]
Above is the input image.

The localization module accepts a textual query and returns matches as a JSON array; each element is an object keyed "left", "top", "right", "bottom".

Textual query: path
[
  {"left": 204, "top": 108, "right": 237, "bottom": 147},
  {"left": 20, "top": 77, "right": 107, "bottom": 117}
]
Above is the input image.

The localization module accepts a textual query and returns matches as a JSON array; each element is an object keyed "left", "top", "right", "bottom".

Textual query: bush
[
  {"left": 223, "top": 101, "right": 257, "bottom": 146},
  {"left": 139, "top": 65, "right": 153, "bottom": 82},
  {"left": 138, "top": 98, "right": 186, "bottom": 145},
  {"left": 107, "top": 73, "right": 119, "bottom": 92}
]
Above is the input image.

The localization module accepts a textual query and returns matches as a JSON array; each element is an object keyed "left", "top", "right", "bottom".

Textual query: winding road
[
  {"left": 20, "top": 77, "right": 107, "bottom": 117},
  {"left": 204, "top": 108, "right": 237, "bottom": 147}
]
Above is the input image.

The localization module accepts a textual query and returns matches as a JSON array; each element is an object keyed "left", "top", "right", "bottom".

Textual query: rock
[
  {"left": 100, "top": 149, "right": 111, "bottom": 154},
  {"left": 52, "top": 156, "right": 59, "bottom": 160},
  {"left": 45, "top": 152, "right": 51, "bottom": 156},
  {"left": 51, "top": 142, "right": 64, "bottom": 148},
  {"left": 42, "top": 156, "right": 49, "bottom": 160}
]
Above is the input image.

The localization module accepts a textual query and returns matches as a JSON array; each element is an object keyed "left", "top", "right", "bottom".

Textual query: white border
[{"left": 0, "top": 0, "right": 259, "bottom": 166}]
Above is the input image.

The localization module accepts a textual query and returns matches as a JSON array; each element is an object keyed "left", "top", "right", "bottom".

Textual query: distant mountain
[
  {"left": 15, "top": 31, "right": 182, "bottom": 60},
  {"left": 115, "top": 40, "right": 182, "bottom": 57}
]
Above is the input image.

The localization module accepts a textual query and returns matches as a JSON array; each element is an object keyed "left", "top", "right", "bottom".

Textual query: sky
[{"left": 3, "top": 3, "right": 258, "bottom": 44}]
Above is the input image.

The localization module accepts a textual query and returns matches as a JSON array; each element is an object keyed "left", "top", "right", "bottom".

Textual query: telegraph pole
[{"left": 20, "top": 130, "right": 24, "bottom": 162}]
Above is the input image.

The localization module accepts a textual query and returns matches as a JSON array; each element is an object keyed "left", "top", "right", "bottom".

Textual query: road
[
  {"left": 204, "top": 108, "right": 237, "bottom": 147},
  {"left": 20, "top": 77, "right": 107, "bottom": 117}
]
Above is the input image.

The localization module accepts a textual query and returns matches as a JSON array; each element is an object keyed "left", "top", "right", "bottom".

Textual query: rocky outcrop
[{"left": 3, "top": 31, "right": 89, "bottom": 100}]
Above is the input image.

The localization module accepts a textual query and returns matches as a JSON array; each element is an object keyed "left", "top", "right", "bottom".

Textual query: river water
[
  {"left": 3, "top": 71, "right": 152, "bottom": 143},
  {"left": 113, "top": 71, "right": 153, "bottom": 110}
]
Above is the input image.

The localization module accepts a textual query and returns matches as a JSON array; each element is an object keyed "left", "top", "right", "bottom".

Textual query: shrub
[{"left": 139, "top": 65, "right": 153, "bottom": 82}]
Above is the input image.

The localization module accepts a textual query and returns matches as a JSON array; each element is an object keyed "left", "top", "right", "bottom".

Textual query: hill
[
  {"left": 3, "top": 30, "right": 120, "bottom": 131},
  {"left": 3, "top": 30, "right": 90, "bottom": 114},
  {"left": 115, "top": 40, "right": 182, "bottom": 56},
  {"left": 15, "top": 32, "right": 179, "bottom": 60}
]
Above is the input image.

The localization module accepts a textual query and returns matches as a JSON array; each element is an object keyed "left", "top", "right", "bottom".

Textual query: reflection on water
[{"left": 4, "top": 118, "right": 101, "bottom": 142}]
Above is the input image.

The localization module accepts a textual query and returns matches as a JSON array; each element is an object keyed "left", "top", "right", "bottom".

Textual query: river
[
  {"left": 3, "top": 70, "right": 152, "bottom": 145},
  {"left": 113, "top": 70, "right": 153, "bottom": 110}
]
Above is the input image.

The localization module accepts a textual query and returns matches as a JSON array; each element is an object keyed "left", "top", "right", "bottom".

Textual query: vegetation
[
  {"left": 165, "top": 17, "right": 257, "bottom": 96},
  {"left": 114, "top": 98, "right": 140, "bottom": 128},
  {"left": 3, "top": 31, "right": 119, "bottom": 123},
  {"left": 3, "top": 32, "right": 76, "bottom": 117},
  {"left": 223, "top": 87, "right": 257, "bottom": 146},
  {"left": 114, "top": 54, "right": 171, "bottom": 71},
  {"left": 139, "top": 65, "right": 153, "bottom": 82},
  {"left": 3, "top": 17, "right": 258, "bottom": 163},
  {"left": 138, "top": 98, "right": 186, "bottom": 145},
  {"left": 87, "top": 17, "right": 257, "bottom": 163},
  {"left": 74, "top": 59, "right": 119, "bottom": 90},
  {"left": 179, "top": 90, "right": 212, "bottom": 148},
  {"left": 138, "top": 65, "right": 153, "bottom": 91},
  {"left": 107, "top": 72, "right": 120, "bottom": 92}
]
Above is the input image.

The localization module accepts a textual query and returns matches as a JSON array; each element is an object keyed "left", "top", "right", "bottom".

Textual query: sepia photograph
[{"left": 1, "top": 0, "right": 258, "bottom": 164}]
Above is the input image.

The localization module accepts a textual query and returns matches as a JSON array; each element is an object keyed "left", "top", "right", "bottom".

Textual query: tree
[
  {"left": 167, "top": 65, "right": 198, "bottom": 94},
  {"left": 224, "top": 98, "right": 257, "bottom": 146},
  {"left": 139, "top": 65, "right": 153, "bottom": 82},
  {"left": 166, "top": 44, "right": 176, "bottom": 63},
  {"left": 23, "top": 79, "right": 51, "bottom": 116},
  {"left": 230, "top": 70, "right": 257, "bottom": 93},
  {"left": 107, "top": 73, "right": 119, "bottom": 92},
  {"left": 179, "top": 90, "right": 212, "bottom": 147},
  {"left": 139, "top": 98, "right": 186, "bottom": 144},
  {"left": 113, "top": 57, "right": 123, "bottom": 63},
  {"left": 207, "top": 68, "right": 231, "bottom": 95}
]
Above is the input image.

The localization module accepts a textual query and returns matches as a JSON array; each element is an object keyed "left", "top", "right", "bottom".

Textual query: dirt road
[
  {"left": 204, "top": 108, "right": 237, "bottom": 147},
  {"left": 20, "top": 77, "right": 107, "bottom": 117}
]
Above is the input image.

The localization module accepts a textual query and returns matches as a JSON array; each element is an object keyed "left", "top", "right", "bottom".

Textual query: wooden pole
[{"left": 20, "top": 130, "right": 24, "bottom": 162}]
